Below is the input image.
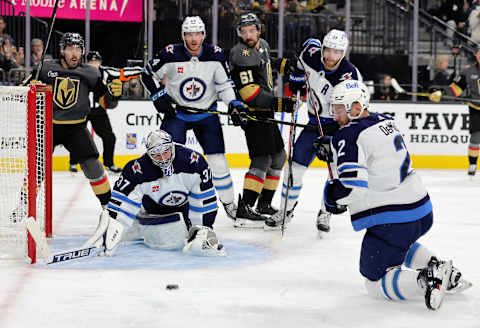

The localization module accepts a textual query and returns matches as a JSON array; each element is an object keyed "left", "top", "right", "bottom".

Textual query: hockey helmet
[
  {"left": 181, "top": 16, "right": 206, "bottom": 40},
  {"left": 321, "top": 29, "right": 348, "bottom": 68},
  {"left": 146, "top": 129, "right": 175, "bottom": 175},
  {"left": 59, "top": 32, "right": 85, "bottom": 54},
  {"left": 87, "top": 50, "right": 102, "bottom": 62},
  {"left": 330, "top": 79, "right": 370, "bottom": 120},
  {"left": 236, "top": 13, "right": 262, "bottom": 37}
]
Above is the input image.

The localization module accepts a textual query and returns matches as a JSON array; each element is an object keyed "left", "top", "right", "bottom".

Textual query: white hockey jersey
[
  {"left": 330, "top": 113, "right": 431, "bottom": 231},
  {"left": 299, "top": 38, "right": 363, "bottom": 124},
  {"left": 142, "top": 43, "right": 236, "bottom": 114},
  {"left": 107, "top": 144, "right": 218, "bottom": 229}
]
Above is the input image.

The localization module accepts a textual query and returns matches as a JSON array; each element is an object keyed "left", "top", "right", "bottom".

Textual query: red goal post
[{"left": 0, "top": 84, "right": 52, "bottom": 264}]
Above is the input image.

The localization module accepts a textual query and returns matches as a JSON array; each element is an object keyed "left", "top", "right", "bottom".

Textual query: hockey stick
[
  {"left": 34, "top": 0, "right": 60, "bottom": 81},
  {"left": 281, "top": 90, "right": 301, "bottom": 236},
  {"left": 299, "top": 62, "right": 334, "bottom": 179},
  {"left": 174, "top": 105, "right": 311, "bottom": 129},
  {"left": 26, "top": 217, "right": 100, "bottom": 265},
  {"left": 390, "top": 78, "right": 480, "bottom": 103}
]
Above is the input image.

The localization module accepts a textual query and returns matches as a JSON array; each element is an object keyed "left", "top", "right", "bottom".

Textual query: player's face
[
  {"left": 475, "top": 51, "right": 480, "bottom": 65},
  {"left": 151, "top": 149, "right": 172, "bottom": 164},
  {"left": 323, "top": 47, "right": 343, "bottom": 70},
  {"left": 239, "top": 25, "right": 260, "bottom": 48},
  {"left": 332, "top": 103, "right": 349, "bottom": 126},
  {"left": 62, "top": 45, "right": 82, "bottom": 69},
  {"left": 184, "top": 32, "right": 204, "bottom": 56}
]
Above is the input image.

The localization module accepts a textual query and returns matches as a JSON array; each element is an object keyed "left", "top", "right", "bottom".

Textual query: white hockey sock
[
  {"left": 206, "top": 154, "right": 234, "bottom": 204},
  {"left": 403, "top": 242, "right": 436, "bottom": 270},
  {"left": 279, "top": 161, "right": 307, "bottom": 211},
  {"left": 365, "top": 268, "right": 423, "bottom": 301}
]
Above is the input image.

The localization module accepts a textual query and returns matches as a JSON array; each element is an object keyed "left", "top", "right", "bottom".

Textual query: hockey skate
[
  {"left": 264, "top": 202, "right": 297, "bottom": 230},
  {"left": 446, "top": 265, "right": 473, "bottom": 294},
  {"left": 106, "top": 165, "right": 122, "bottom": 174},
  {"left": 234, "top": 195, "right": 267, "bottom": 228},
  {"left": 419, "top": 257, "right": 453, "bottom": 310},
  {"left": 468, "top": 164, "right": 476, "bottom": 176},
  {"left": 222, "top": 202, "right": 237, "bottom": 221},
  {"left": 256, "top": 201, "right": 279, "bottom": 217},
  {"left": 316, "top": 209, "right": 331, "bottom": 233}
]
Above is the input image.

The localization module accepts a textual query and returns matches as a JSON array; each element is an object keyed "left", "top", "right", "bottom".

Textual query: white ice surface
[{"left": 0, "top": 168, "right": 479, "bottom": 328}]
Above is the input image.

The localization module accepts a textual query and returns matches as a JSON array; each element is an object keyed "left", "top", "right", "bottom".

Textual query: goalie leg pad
[
  {"left": 183, "top": 225, "right": 226, "bottom": 257},
  {"left": 140, "top": 212, "right": 188, "bottom": 250}
]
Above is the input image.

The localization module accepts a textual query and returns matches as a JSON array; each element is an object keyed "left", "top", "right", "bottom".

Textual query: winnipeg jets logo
[
  {"left": 214, "top": 46, "right": 222, "bottom": 53},
  {"left": 340, "top": 72, "right": 353, "bottom": 81},
  {"left": 308, "top": 47, "right": 321, "bottom": 56},
  {"left": 166, "top": 44, "right": 174, "bottom": 54},
  {"left": 180, "top": 77, "right": 206, "bottom": 102},
  {"left": 160, "top": 191, "right": 188, "bottom": 206},
  {"left": 190, "top": 152, "right": 200, "bottom": 164},
  {"left": 132, "top": 160, "right": 142, "bottom": 174}
]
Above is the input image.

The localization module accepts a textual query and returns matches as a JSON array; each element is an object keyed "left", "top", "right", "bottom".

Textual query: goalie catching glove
[
  {"left": 82, "top": 209, "right": 125, "bottom": 256},
  {"left": 107, "top": 78, "right": 123, "bottom": 97},
  {"left": 183, "top": 225, "right": 226, "bottom": 257}
]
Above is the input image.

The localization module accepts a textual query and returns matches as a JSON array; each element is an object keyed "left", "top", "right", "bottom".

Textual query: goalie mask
[
  {"left": 330, "top": 79, "right": 370, "bottom": 120},
  {"left": 146, "top": 129, "right": 175, "bottom": 176},
  {"left": 59, "top": 32, "right": 85, "bottom": 55},
  {"left": 236, "top": 13, "right": 262, "bottom": 37},
  {"left": 321, "top": 29, "right": 348, "bottom": 70}
]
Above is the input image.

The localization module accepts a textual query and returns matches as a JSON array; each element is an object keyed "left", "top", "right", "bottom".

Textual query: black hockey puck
[{"left": 166, "top": 284, "right": 179, "bottom": 290}]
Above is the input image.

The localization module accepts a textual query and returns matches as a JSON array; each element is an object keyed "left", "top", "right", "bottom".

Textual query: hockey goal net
[{"left": 0, "top": 85, "right": 52, "bottom": 264}]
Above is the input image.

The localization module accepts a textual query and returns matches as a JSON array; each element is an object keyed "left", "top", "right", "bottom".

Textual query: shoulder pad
[
  {"left": 201, "top": 43, "right": 227, "bottom": 62},
  {"left": 335, "top": 60, "right": 361, "bottom": 82},
  {"left": 173, "top": 145, "right": 208, "bottom": 173},
  {"left": 230, "top": 43, "right": 261, "bottom": 67}
]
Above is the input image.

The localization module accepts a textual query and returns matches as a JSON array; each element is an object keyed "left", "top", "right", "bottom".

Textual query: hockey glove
[
  {"left": 228, "top": 100, "right": 248, "bottom": 126},
  {"left": 82, "top": 209, "right": 125, "bottom": 256},
  {"left": 107, "top": 78, "right": 123, "bottom": 97},
  {"left": 272, "top": 97, "right": 297, "bottom": 113},
  {"left": 323, "top": 179, "right": 348, "bottom": 215},
  {"left": 429, "top": 90, "right": 442, "bottom": 103},
  {"left": 288, "top": 69, "right": 307, "bottom": 97},
  {"left": 151, "top": 88, "right": 176, "bottom": 119},
  {"left": 313, "top": 136, "right": 333, "bottom": 162}
]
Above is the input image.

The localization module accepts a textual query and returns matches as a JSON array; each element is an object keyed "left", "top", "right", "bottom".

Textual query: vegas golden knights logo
[{"left": 54, "top": 77, "right": 80, "bottom": 109}]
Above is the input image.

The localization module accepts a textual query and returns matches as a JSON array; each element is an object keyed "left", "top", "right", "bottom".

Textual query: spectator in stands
[
  {"left": 468, "top": 1, "right": 480, "bottom": 43},
  {"left": 31, "top": 39, "right": 52, "bottom": 67},
  {"left": 437, "top": 0, "right": 469, "bottom": 41},
  {"left": 375, "top": 74, "right": 402, "bottom": 101},
  {"left": 0, "top": 16, "right": 13, "bottom": 45},
  {"left": 0, "top": 38, "right": 19, "bottom": 72},
  {"left": 430, "top": 55, "right": 453, "bottom": 88}
]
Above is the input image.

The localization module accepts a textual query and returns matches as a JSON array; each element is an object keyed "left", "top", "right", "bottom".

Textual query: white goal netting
[{"left": 0, "top": 85, "right": 52, "bottom": 262}]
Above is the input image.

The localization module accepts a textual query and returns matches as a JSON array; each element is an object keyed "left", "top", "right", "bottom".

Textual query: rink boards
[{"left": 51, "top": 101, "right": 470, "bottom": 170}]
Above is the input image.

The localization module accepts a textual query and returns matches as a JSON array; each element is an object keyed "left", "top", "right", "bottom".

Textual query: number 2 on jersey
[{"left": 393, "top": 134, "right": 411, "bottom": 183}]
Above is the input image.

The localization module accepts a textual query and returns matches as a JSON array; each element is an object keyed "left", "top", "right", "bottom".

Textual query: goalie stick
[{"left": 26, "top": 218, "right": 99, "bottom": 265}]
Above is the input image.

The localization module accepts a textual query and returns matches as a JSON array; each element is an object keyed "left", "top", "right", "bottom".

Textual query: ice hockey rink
[{"left": 0, "top": 167, "right": 478, "bottom": 328}]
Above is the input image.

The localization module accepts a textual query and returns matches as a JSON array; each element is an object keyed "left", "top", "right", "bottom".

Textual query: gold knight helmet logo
[{"left": 54, "top": 77, "right": 80, "bottom": 109}]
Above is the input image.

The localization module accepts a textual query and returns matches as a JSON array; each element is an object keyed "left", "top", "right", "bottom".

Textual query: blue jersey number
[{"left": 393, "top": 134, "right": 411, "bottom": 183}]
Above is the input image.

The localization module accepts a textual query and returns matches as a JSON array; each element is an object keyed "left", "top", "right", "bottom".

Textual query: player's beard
[
  {"left": 245, "top": 37, "right": 259, "bottom": 49},
  {"left": 63, "top": 55, "right": 80, "bottom": 69}
]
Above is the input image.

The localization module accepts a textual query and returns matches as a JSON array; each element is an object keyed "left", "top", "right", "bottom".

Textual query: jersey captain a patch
[
  {"left": 54, "top": 76, "right": 80, "bottom": 109},
  {"left": 179, "top": 77, "right": 206, "bottom": 102}
]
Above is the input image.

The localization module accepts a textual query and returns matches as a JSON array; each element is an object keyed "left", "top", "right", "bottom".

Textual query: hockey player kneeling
[
  {"left": 314, "top": 80, "right": 471, "bottom": 310},
  {"left": 83, "top": 129, "right": 226, "bottom": 257}
]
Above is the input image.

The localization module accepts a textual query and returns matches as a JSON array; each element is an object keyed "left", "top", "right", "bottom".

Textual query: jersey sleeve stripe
[
  {"left": 338, "top": 164, "right": 367, "bottom": 173},
  {"left": 340, "top": 180, "right": 368, "bottom": 188},
  {"left": 239, "top": 84, "right": 261, "bottom": 102},
  {"left": 111, "top": 191, "right": 142, "bottom": 207}
]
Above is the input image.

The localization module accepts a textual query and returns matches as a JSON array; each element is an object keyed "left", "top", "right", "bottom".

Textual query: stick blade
[{"left": 25, "top": 217, "right": 51, "bottom": 260}]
